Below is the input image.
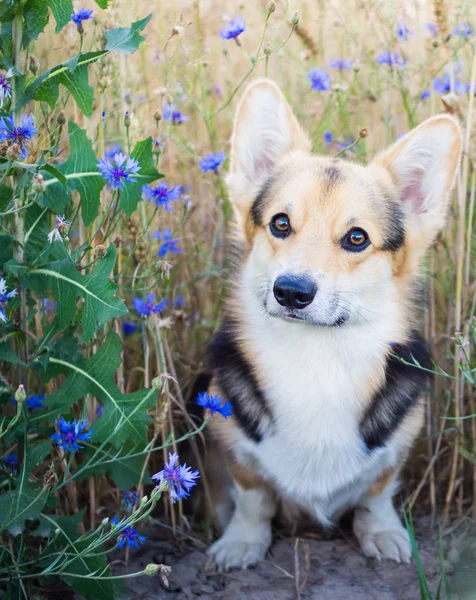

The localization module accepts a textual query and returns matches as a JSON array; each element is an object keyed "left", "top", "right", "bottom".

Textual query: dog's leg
[
  {"left": 353, "top": 468, "right": 411, "bottom": 563},
  {"left": 208, "top": 476, "right": 276, "bottom": 571}
]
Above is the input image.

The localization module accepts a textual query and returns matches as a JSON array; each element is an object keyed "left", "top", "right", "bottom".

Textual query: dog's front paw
[
  {"left": 358, "top": 528, "right": 412, "bottom": 563},
  {"left": 208, "top": 533, "right": 270, "bottom": 571}
]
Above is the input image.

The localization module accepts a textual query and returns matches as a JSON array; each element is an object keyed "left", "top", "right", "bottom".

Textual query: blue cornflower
[
  {"left": 105, "top": 143, "right": 123, "bottom": 159},
  {"left": 174, "top": 296, "right": 187, "bottom": 309},
  {"left": 3, "top": 453, "right": 17, "bottom": 474},
  {"left": 48, "top": 215, "right": 71, "bottom": 243},
  {"left": 111, "top": 516, "right": 146, "bottom": 549},
  {"left": 42, "top": 298, "right": 56, "bottom": 313},
  {"left": 198, "top": 151, "right": 226, "bottom": 174},
  {"left": 97, "top": 153, "right": 140, "bottom": 190},
  {"left": 123, "top": 490, "right": 139, "bottom": 511},
  {"left": 52, "top": 417, "right": 92, "bottom": 453},
  {"left": 0, "top": 69, "right": 13, "bottom": 108},
  {"left": 432, "top": 72, "right": 467, "bottom": 95},
  {"left": 308, "top": 68, "right": 331, "bottom": 91},
  {"left": 71, "top": 8, "right": 93, "bottom": 25},
  {"left": 420, "top": 88, "right": 431, "bottom": 101},
  {"left": 123, "top": 321, "right": 139, "bottom": 336},
  {"left": 133, "top": 294, "right": 168, "bottom": 316},
  {"left": 0, "top": 114, "right": 38, "bottom": 159},
  {"left": 376, "top": 52, "right": 406, "bottom": 67},
  {"left": 220, "top": 15, "right": 246, "bottom": 40},
  {"left": 25, "top": 394, "right": 45, "bottom": 412},
  {"left": 0, "top": 277, "right": 18, "bottom": 324},
  {"left": 155, "top": 230, "right": 183, "bottom": 258},
  {"left": 453, "top": 22, "right": 473, "bottom": 39},
  {"left": 162, "top": 103, "right": 190, "bottom": 125},
  {"left": 328, "top": 59, "right": 353, "bottom": 70},
  {"left": 395, "top": 19, "right": 413, "bottom": 42},
  {"left": 197, "top": 392, "right": 233, "bottom": 418},
  {"left": 323, "top": 131, "right": 333, "bottom": 146},
  {"left": 152, "top": 452, "right": 199, "bottom": 502},
  {"left": 425, "top": 23, "right": 439, "bottom": 37},
  {"left": 96, "top": 404, "right": 103, "bottom": 418},
  {"left": 142, "top": 182, "right": 183, "bottom": 211}
]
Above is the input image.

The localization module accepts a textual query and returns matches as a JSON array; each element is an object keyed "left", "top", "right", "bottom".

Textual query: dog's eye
[
  {"left": 270, "top": 213, "right": 292, "bottom": 238},
  {"left": 341, "top": 227, "right": 370, "bottom": 252}
]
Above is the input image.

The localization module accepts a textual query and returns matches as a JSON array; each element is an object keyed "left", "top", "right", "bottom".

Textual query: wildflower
[
  {"left": 197, "top": 392, "right": 233, "bottom": 418},
  {"left": 155, "top": 230, "right": 183, "bottom": 258},
  {"left": 453, "top": 22, "right": 473, "bottom": 39},
  {"left": 432, "top": 72, "right": 467, "bottom": 95},
  {"left": 47, "top": 215, "right": 71, "bottom": 243},
  {"left": 97, "top": 153, "right": 140, "bottom": 190},
  {"left": 425, "top": 23, "right": 439, "bottom": 37},
  {"left": 162, "top": 103, "right": 190, "bottom": 125},
  {"left": 152, "top": 452, "right": 199, "bottom": 502},
  {"left": 3, "top": 454, "right": 17, "bottom": 474},
  {"left": 420, "top": 88, "right": 431, "bottom": 101},
  {"left": 105, "top": 143, "right": 123, "bottom": 159},
  {"left": 111, "top": 516, "right": 146, "bottom": 549},
  {"left": 199, "top": 151, "right": 226, "bottom": 174},
  {"left": 219, "top": 15, "right": 246, "bottom": 40},
  {"left": 308, "top": 68, "right": 331, "bottom": 91},
  {"left": 133, "top": 294, "right": 168, "bottom": 316},
  {"left": 123, "top": 489, "right": 139, "bottom": 511},
  {"left": 23, "top": 394, "right": 45, "bottom": 412},
  {"left": 71, "top": 8, "right": 93, "bottom": 27},
  {"left": 328, "top": 59, "right": 353, "bottom": 70},
  {"left": 323, "top": 131, "right": 333, "bottom": 146},
  {"left": 95, "top": 404, "right": 103, "bottom": 418},
  {"left": 0, "top": 277, "right": 17, "bottom": 323},
  {"left": 52, "top": 417, "right": 92, "bottom": 453},
  {"left": 395, "top": 19, "right": 413, "bottom": 42},
  {"left": 142, "top": 182, "right": 183, "bottom": 211},
  {"left": 376, "top": 52, "right": 406, "bottom": 67},
  {"left": 0, "top": 114, "right": 38, "bottom": 159},
  {"left": 42, "top": 298, "right": 56, "bottom": 313},
  {"left": 123, "top": 321, "right": 139, "bottom": 336},
  {"left": 0, "top": 69, "right": 13, "bottom": 108},
  {"left": 174, "top": 296, "right": 187, "bottom": 309},
  {"left": 152, "top": 137, "right": 165, "bottom": 155},
  {"left": 32, "top": 173, "right": 46, "bottom": 193}
]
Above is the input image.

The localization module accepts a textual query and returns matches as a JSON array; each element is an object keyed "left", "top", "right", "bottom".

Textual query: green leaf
[
  {"left": 40, "top": 121, "right": 106, "bottom": 223},
  {"left": 0, "top": 340, "right": 25, "bottom": 366},
  {"left": 33, "top": 334, "right": 155, "bottom": 446},
  {"left": 105, "top": 14, "right": 152, "bottom": 54},
  {"left": 0, "top": 184, "right": 13, "bottom": 212},
  {"left": 94, "top": 0, "right": 110, "bottom": 7},
  {"left": 23, "top": 0, "right": 50, "bottom": 47},
  {"left": 39, "top": 165, "right": 67, "bottom": 188},
  {"left": 47, "top": 0, "right": 74, "bottom": 32},
  {"left": 120, "top": 137, "right": 163, "bottom": 215},
  {"left": 0, "top": 234, "right": 13, "bottom": 269}
]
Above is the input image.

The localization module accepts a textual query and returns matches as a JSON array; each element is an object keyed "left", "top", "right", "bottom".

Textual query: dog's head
[{"left": 227, "top": 79, "right": 462, "bottom": 328}]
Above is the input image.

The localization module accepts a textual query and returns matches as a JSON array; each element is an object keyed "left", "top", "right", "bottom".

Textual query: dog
[{"left": 202, "top": 79, "right": 462, "bottom": 571}]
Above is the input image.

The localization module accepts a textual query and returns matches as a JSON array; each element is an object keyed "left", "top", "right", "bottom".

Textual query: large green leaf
[
  {"left": 13, "top": 245, "right": 126, "bottom": 342},
  {"left": 23, "top": 0, "right": 50, "bottom": 47},
  {"left": 47, "top": 0, "right": 74, "bottom": 32},
  {"left": 32, "top": 334, "right": 155, "bottom": 446},
  {"left": 120, "top": 137, "right": 163, "bottom": 215},
  {"left": 40, "top": 121, "right": 106, "bottom": 224},
  {"left": 105, "top": 14, "right": 152, "bottom": 54}
]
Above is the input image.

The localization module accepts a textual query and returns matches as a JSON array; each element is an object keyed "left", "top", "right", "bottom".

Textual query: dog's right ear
[{"left": 227, "top": 79, "right": 311, "bottom": 219}]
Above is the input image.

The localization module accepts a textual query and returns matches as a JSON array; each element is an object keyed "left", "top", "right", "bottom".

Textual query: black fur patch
[
  {"left": 208, "top": 321, "right": 272, "bottom": 442},
  {"left": 250, "top": 177, "right": 274, "bottom": 226},
  {"left": 360, "top": 331, "right": 431, "bottom": 451},
  {"left": 381, "top": 201, "right": 406, "bottom": 252},
  {"left": 323, "top": 165, "right": 342, "bottom": 190}
]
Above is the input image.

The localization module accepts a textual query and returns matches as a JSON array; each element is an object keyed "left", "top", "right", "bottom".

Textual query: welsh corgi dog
[{"left": 204, "top": 79, "right": 462, "bottom": 571}]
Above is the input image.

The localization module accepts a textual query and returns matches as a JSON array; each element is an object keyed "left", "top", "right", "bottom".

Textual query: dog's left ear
[{"left": 372, "top": 115, "right": 462, "bottom": 243}]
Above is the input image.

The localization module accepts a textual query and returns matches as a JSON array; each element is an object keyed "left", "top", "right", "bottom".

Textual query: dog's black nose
[{"left": 273, "top": 275, "right": 317, "bottom": 310}]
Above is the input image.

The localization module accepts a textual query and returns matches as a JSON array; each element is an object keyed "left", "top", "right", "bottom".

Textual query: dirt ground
[{"left": 111, "top": 517, "right": 472, "bottom": 600}]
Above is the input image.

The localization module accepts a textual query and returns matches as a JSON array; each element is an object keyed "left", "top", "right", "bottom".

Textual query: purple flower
[
  {"left": 25, "top": 394, "right": 45, "bottom": 412},
  {"left": 152, "top": 137, "right": 165, "bottom": 153},
  {"left": 123, "top": 490, "right": 139, "bottom": 511},
  {"left": 3, "top": 453, "right": 17, "bottom": 474},
  {"left": 323, "top": 131, "right": 333, "bottom": 146},
  {"left": 152, "top": 452, "right": 199, "bottom": 502},
  {"left": 198, "top": 151, "right": 226, "bottom": 174},
  {"left": 95, "top": 404, "right": 103, "bottom": 418},
  {"left": 376, "top": 52, "right": 406, "bottom": 67},
  {"left": 52, "top": 417, "right": 92, "bottom": 453},
  {"left": 425, "top": 23, "right": 439, "bottom": 37},
  {"left": 155, "top": 230, "right": 183, "bottom": 257},
  {"left": 174, "top": 296, "right": 187, "bottom": 309},
  {"left": 395, "top": 19, "right": 413, "bottom": 42},
  {"left": 453, "top": 22, "right": 473, "bottom": 39},
  {"left": 48, "top": 215, "right": 71, "bottom": 243},
  {"left": 142, "top": 182, "right": 183, "bottom": 211},
  {"left": 0, "top": 277, "right": 17, "bottom": 324},
  {"left": 420, "top": 88, "right": 431, "bottom": 101},
  {"left": 162, "top": 103, "right": 190, "bottom": 125},
  {"left": 432, "top": 72, "right": 467, "bottom": 95},
  {"left": 71, "top": 8, "right": 93, "bottom": 25},
  {"left": 123, "top": 321, "right": 139, "bottom": 335},
  {"left": 97, "top": 153, "right": 140, "bottom": 190},
  {"left": 133, "top": 294, "right": 168, "bottom": 316},
  {"left": 111, "top": 516, "right": 146, "bottom": 549},
  {"left": 220, "top": 15, "right": 246, "bottom": 40},
  {"left": 308, "top": 68, "right": 331, "bottom": 91},
  {"left": 0, "top": 114, "right": 38, "bottom": 159},
  {"left": 0, "top": 69, "right": 13, "bottom": 108},
  {"left": 42, "top": 298, "right": 56, "bottom": 313},
  {"left": 105, "top": 143, "right": 123, "bottom": 159},
  {"left": 197, "top": 392, "right": 233, "bottom": 418},
  {"left": 328, "top": 59, "right": 353, "bottom": 70}
]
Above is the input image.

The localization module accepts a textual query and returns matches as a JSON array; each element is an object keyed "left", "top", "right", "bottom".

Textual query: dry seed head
[
  {"left": 359, "top": 127, "right": 368, "bottom": 138},
  {"left": 293, "top": 21, "right": 318, "bottom": 56},
  {"left": 28, "top": 55, "right": 40, "bottom": 74},
  {"left": 154, "top": 109, "right": 162, "bottom": 123},
  {"left": 57, "top": 111, "right": 66, "bottom": 126},
  {"left": 267, "top": 1, "right": 276, "bottom": 13},
  {"left": 171, "top": 25, "right": 184, "bottom": 36},
  {"left": 93, "top": 244, "right": 108, "bottom": 258},
  {"left": 433, "top": 0, "right": 449, "bottom": 39},
  {"left": 6, "top": 143, "right": 21, "bottom": 161},
  {"left": 32, "top": 173, "right": 46, "bottom": 193}
]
